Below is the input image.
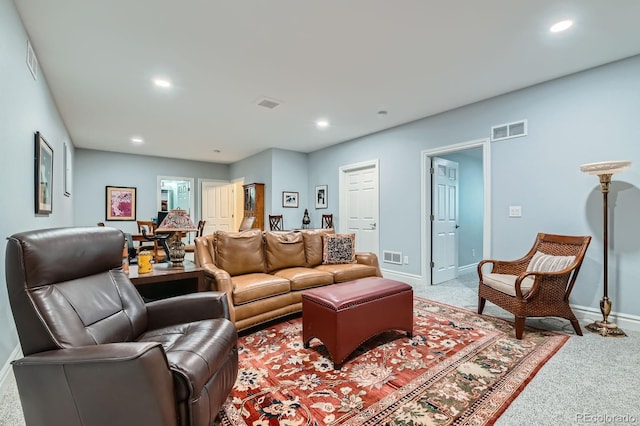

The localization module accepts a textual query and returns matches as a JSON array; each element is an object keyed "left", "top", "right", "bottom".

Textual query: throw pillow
[
  {"left": 322, "top": 233, "right": 356, "bottom": 264},
  {"left": 526, "top": 251, "right": 575, "bottom": 273}
]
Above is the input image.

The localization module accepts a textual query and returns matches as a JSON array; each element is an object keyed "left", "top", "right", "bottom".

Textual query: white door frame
[
  {"left": 339, "top": 159, "right": 380, "bottom": 253},
  {"left": 421, "top": 139, "right": 491, "bottom": 286}
]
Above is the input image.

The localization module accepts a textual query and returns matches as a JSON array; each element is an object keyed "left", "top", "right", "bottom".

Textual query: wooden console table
[{"left": 128, "top": 261, "right": 206, "bottom": 300}]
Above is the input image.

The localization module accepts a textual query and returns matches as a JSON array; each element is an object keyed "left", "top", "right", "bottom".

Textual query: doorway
[
  {"left": 200, "top": 180, "right": 235, "bottom": 235},
  {"left": 421, "top": 139, "right": 491, "bottom": 286},
  {"left": 339, "top": 159, "right": 379, "bottom": 254}
]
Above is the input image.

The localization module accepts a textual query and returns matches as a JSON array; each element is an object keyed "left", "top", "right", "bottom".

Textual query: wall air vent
[
  {"left": 491, "top": 119, "right": 527, "bottom": 142},
  {"left": 382, "top": 250, "right": 402, "bottom": 265},
  {"left": 26, "top": 40, "right": 38, "bottom": 80},
  {"left": 255, "top": 96, "right": 282, "bottom": 109}
]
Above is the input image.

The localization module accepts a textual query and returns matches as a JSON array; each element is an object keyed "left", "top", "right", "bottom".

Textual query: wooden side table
[{"left": 128, "top": 260, "right": 206, "bottom": 300}]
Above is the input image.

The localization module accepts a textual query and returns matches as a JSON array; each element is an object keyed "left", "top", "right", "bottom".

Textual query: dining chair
[
  {"left": 136, "top": 220, "right": 164, "bottom": 262},
  {"left": 321, "top": 214, "right": 334, "bottom": 229},
  {"left": 269, "top": 215, "right": 283, "bottom": 231}
]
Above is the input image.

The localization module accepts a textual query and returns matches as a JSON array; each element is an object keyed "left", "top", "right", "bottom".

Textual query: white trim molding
[
  {"left": 0, "top": 344, "right": 21, "bottom": 399},
  {"left": 571, "top": 304, "right": 640, "bottom": 332},
  {"left": 380, "top": 269, "right": 423, "bottom": 288}
]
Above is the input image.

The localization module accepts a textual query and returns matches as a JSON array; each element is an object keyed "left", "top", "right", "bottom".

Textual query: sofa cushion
[
  {"left": 301, "top": 228, "right": 335, "bottom": 267},
  {"left": 315, "top": 263, "right": 378, "bottom": 282},
  {"left": 231, "top": 273, "right": 290, "bottom": 305},
  {"left": 265, "top": 232, "right": 306, "bottom": 272},
  {"left": 323, "top": 233, "right": 356, "bottom": 264},
  {"left": 273, "top": 267, "right": 334, "bottom": 291},
  {"left": 526, "top": 251, "right": 575, "bottom": 273},
  {"left": 215, "top": 230, "right": 266, "bottom": 276},
  {"left": 482, "top": 273, "right": 535, "bottom": 297}
]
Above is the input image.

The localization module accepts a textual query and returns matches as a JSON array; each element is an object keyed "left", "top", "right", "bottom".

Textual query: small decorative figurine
[{"left": 302, "top": 209, "right": 311, "bottom": 229}]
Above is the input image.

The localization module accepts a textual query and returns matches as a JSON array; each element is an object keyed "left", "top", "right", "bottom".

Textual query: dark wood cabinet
[{"left": 243, "top": 183, "right": 264, "bottom": 230}]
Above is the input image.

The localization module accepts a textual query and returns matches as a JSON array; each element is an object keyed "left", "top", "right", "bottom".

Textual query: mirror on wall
[{"left": 157, "top": 176, "right": 195, "bottom": 220}]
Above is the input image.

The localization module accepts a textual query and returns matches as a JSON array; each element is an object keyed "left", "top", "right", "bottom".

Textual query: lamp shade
[
  {"left": 156, "top": 209, "right": 197, "bottom": 232},
  {"left": 580, "top": 160, "right": 631, "bottom": 176}
]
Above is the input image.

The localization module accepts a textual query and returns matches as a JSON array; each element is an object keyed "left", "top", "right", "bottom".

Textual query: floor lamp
[{"left": 580, "top": 160, "right": 631, "bottom": 337}]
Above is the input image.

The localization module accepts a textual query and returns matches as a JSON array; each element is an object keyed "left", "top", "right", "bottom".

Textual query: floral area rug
[{"left": 219, "top": 297, "right": 568, "bottom": 425}]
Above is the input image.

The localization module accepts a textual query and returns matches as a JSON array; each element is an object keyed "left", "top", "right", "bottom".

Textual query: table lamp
[
  {"left": 156, "top": 209, "right": 197, "bottom": 266},
  {"left": 580, "top": 160, "right": 631, "bottom": 337}
]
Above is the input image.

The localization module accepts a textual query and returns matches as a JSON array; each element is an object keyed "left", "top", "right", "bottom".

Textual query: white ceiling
[{"left": 14, "top": 0, "right": 640, "bottom": 164}]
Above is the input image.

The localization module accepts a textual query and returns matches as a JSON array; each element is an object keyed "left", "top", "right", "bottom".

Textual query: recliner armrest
[
  {"left": 12, "top": 343, "right": 177, "bottom": 426},
  {"left": 145, "top": 291, "right": 230, "bottom": 329}
]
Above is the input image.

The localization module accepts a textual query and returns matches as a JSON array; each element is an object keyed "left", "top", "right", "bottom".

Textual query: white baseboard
[
  {"left": 571, "top": 304, "right": 640, "bottom": 332},
  {"left": 458, "top": 263, "right": 478, "bottom": 275},
  {"left": 380, "top": 269, "right": 423, "bottom": 287},
  {"left": 0, "top": 344, "right": 21, "bottom": 399}
]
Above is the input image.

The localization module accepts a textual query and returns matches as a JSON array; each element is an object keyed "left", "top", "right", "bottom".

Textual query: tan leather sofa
[{"left": 195, "top": 228, "right": 382, "bottom": 331}]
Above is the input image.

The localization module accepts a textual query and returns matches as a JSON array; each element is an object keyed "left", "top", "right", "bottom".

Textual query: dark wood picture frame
[
  {"left": 282, "top": 191, "right": 299, "bottom": 208},
  {"left": 35, "top": 131, "right": 53, "bottom": 215},
  {"left": 106, "top": 186, "right": 137, "bottom": 221}
]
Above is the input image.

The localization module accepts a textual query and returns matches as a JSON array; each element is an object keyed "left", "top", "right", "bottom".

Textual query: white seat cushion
[{"left": 482, "top": 273, "right": 535, "bottom": 297}]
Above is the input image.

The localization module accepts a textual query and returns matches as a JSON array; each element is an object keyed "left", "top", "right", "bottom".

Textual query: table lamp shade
[{"left": 156, "top": 209, "right": 197, "bottom": 232}]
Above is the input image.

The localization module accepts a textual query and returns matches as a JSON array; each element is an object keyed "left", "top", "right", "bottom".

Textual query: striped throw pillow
[{"left": 526, "top": 251, "right": 575, "bottom": 273}]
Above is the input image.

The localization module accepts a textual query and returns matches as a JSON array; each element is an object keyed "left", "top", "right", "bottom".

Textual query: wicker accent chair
[{"left": 477, "top": 233, "right": 591, "bottom": 339}]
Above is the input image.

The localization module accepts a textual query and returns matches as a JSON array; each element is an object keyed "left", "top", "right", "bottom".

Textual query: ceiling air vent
[
  {"left": 255, "top": 97, "right": 282, "bottom": 109},
  {"left": 383, "top": 250, "right": 402, "bottom": 265},
  {"left": 491, "top": 119, "right": 527, "bottom": 142}
]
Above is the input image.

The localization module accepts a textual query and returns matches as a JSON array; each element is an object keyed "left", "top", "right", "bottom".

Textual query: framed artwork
[
  {"left": 282, "top": 191, "right": 299, "bottom": 208},
  {"left": 315, "top": 185, "right": 328, "bottom": 209},
  {"left": 63, "top": 141, "right": 71, "bottom": 197},
  {"left": 106, "top": 186, "right": 137, "bottom": 221},
  {"left": 35, "top": 132, "right": 53, "bottom": 215}
]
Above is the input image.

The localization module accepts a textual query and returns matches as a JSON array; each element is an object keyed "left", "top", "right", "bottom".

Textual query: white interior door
[
  {"left": 201, "top": 181, "right": 234, "bottom": 235},
  {"left": 340, "top": 161, "right": 379, "bottom": 254},
  {"left": 431, "top": 157, "right": 459, "bottom": 284}
]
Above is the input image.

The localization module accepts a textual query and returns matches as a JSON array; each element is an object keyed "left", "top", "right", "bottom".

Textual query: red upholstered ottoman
[{"left": 302, "top": 277, "right": 413, "bottom": 369}]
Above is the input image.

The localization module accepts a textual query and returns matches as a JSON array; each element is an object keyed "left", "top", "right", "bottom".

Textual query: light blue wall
[
  {"left": 440, "top": 150, "right": 483, "bottom": 267},
  {"left": 74, "top": 149, "right": 229, "bottom": 234},
  {"left": 230, "top": 149, "right": 272, "bottom": 216},
  {"left": 0, "top": 0, "right": 75, "bottom": 369},
  {"left": 307, "top": 55, "right": 640, "bottom": 317},
  {"left": 271, "top": 149, "right": 309, "bottom": 230}
]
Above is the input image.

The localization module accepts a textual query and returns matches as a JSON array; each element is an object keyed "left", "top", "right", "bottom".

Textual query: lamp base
[{"left": 586, "top": 320, "right": 626, "bottom": 337}]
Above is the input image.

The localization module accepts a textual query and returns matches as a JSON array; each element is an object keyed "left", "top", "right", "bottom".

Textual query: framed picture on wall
[
  {"left": 35, "top": 132, "right": 53, "bottom": 215},
  {"left": 282, "top": 191, "right": 299, "bottom": 208},
  {"left": 106, "top": 186, "right": 137, "bottom": 220},
  {"left": 315, "top": 185, "right": 328, "bottom": 209},
  {"left": 63, "top": 141, "right": 72, "bottom": 197}
]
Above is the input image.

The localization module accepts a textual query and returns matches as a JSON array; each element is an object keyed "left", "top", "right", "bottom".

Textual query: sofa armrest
[
  {"left": 355, "top": 252, "right": 382, "bottom": 277},
  {"left": 145, "top": 291, "right": 230, "bottom": 329},
  {"left": 201, "top": 264, "right": 236, "bottom": 323},
  {"left": 12, "top": 343, "right": 177, "bottom": 426}
]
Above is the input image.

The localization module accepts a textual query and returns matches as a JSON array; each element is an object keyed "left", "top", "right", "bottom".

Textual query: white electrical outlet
[
  {"left": 403, "top": 256, "right": 409, "bottom": 264},
  {"left": 509, "top": 205, "right": 522, "bottom": 217}
]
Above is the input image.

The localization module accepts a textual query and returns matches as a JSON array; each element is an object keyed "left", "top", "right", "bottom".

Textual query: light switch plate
[{"left": 509, "top": 205, "right": 522, "bottom": 217}]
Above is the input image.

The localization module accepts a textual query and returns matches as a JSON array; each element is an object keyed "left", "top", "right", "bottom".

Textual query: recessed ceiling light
[
  {"left": 153, "top": 78, "right": 172, "bottom": 88},
  {"left": 550, "top": 20, "right": 573, "bottom": 33},
  {"left": 315, "top": 119, "right": 330, "bottom": 129},
  {"left": 130, "top": 137, "right": 144, "bottom": 144}
]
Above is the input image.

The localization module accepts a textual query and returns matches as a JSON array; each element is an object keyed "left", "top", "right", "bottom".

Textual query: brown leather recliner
[{"left": 5, "top": 227, "right": 238, "bottom": 426}]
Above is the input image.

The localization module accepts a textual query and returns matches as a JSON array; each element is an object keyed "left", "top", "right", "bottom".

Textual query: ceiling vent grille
[
  {"left": 255, "top": 97, "right": 282, "bottom": 109},
  {"left": 491, "top": 119, "right": 527, "bottom": 142},
  {"left": 26, "top": 40, "right": 38, "bottom": 80},
  {"left": 382, "top": 250, "right": 402, "bottom": 265}
]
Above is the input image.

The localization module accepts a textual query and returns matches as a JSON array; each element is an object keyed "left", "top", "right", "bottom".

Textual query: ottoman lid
[{"left": 303, "top": 277, "right": 411, "bottom": 310}]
